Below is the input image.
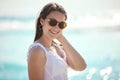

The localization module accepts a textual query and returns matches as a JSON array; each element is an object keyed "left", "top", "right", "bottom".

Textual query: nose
[{"left": 54, "top": 23, "right": 60, "bottom": 29}]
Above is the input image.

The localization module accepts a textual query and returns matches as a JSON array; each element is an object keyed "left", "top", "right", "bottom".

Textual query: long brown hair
[{"left": 34, "top": 2, "right": 67, "bottom": 42}]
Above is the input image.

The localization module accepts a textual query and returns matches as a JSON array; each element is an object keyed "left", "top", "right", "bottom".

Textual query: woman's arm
[
  {"left": 57, "top": 34, "right": 87, "bottom": 71},
  {"left": 28, "top": 47, "right": 46, "bottom": 80}
]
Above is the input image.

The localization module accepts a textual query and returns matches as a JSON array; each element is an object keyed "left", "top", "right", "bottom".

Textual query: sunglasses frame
[{"left": 46, "top": 18, "right": 67, "bottom": 29}]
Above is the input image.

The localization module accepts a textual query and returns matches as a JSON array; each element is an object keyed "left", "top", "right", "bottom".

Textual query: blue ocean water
[{"left": 0, "top": 28, "right": 120, "bottom": 80}]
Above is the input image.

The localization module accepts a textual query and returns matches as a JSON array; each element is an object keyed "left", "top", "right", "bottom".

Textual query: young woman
[{"left": 27, "top": 2, "right": 87, "bottom": 80}]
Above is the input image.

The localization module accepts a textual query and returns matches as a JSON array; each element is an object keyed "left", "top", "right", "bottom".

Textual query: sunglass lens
[
  {"left": 49, "top": 19, "right": 57, "bottom": 26},
  {"left": 59, "top": 22, "right": 67, "bottom": 29}
]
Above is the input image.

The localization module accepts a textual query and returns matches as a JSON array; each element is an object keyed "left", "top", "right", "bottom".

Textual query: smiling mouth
[{"left": 49, "top": 30, "right": 58, "bottom": 34}]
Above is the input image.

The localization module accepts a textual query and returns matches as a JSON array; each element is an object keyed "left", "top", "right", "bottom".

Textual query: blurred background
[{"left": 0, "top": 0, "right": 120, "bottom": 80}]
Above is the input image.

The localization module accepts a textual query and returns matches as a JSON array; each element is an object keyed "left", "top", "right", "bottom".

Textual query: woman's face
[{"left": 40, "top": 11, "right": 66, "bottom": 40}]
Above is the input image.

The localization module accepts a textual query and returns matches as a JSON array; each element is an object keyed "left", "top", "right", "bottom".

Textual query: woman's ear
[{"left": 40, "top": 18, "right": 44, "bottom": 26}]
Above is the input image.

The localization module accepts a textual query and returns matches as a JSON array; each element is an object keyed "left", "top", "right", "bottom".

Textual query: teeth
[{"left": 50, "top": 30, "right": 57, "bottom": 34}]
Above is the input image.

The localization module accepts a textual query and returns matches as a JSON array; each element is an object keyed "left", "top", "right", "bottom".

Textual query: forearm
[{"left": 57, "top": 35, "right": 87, "bottom": 71}]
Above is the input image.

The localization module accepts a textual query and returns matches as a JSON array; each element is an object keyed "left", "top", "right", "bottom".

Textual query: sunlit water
[{"left": 0, "top": 29, "right": 120, "bottom": 80}]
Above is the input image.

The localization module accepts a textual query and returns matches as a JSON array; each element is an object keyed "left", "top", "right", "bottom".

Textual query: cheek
[
  {"left": 42, "top": 24, "right": 51, "bottom": 33},
  {"left": 43, "top": 26, "right": 48, "bottom": 32},
  {"left": 43, "top": 21, "right": 51, "bottom": 29}
]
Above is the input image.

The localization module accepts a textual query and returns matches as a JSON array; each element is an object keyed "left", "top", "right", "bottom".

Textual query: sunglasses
[{"left": 46, "top": 18, "right": 67, "bottom": 29}]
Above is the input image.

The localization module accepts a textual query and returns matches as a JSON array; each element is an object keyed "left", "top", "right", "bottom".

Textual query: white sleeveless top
[{"left": 27, "top": 42, "right": 68, "bottom": 80}]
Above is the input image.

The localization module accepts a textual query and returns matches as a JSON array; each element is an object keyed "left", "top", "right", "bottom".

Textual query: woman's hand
[
  {"left": 56, "top": 33, "right": 64, "bottom": 42},
  {"left": 56, "top": 33, "right": 87, "bottom": 71}
]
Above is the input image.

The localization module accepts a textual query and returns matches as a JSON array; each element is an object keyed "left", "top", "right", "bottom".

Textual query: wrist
[{"left": 57, "top": 34, "right": 64, "bottom": 41}]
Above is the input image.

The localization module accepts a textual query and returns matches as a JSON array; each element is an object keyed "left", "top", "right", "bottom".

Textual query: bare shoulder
[
  {"left": 28, "top": 45, "right": 46, "bottom": 79},
  {"left": 28, "top": 46, "right": 46, "bottom": 64}
]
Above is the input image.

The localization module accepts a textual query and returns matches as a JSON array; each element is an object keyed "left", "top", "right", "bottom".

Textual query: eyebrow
[{"left": 47, "top": 18, "right": 65, "bottom": 22}]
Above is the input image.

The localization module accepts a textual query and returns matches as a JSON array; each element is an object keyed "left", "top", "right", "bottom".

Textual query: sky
[
  {"left": 0, "top": 0, "right": 120, "bottom": 30},
  {"left": 0, "top": 0, "right": 120, "bottom": 17}
]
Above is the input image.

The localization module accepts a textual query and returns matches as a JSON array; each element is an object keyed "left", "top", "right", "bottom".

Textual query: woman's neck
[{"left": 37, "top": 35, "right": 53, "bottom": 48}]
